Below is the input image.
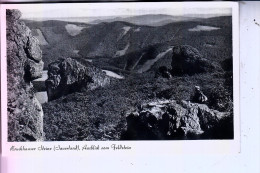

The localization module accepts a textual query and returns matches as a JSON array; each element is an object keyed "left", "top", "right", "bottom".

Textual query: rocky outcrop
[
  {"left": 171, "top": 45, "right": 214, "bottom": 75},
  {"left": 7, "top": 9, "right": 44, "bottom": 141},
  {"left": 192, "top": 86, "right": 208, "bottom": 103},
  {"left": 46, "top": 58, "right": 111, "bottom": 101},
  {"left": 124, "top": 99, "right": 230, "bottom": 140}
]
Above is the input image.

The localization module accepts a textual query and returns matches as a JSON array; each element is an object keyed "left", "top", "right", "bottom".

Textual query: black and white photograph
[
  {"left": 4, "top": 2, "right": 260, "bottom": 173},
  {"left": 4, "top": 3, "right": 236, "bottom": 142}
]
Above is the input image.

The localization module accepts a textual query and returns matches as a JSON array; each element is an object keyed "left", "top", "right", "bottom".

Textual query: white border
[{"left": 1, "top": 2, "right": 240, "bottom": 157}]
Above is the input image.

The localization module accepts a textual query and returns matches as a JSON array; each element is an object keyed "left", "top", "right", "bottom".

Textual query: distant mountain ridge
[
  {"left": 24, "top": 14, "right": 231, "bottom": 27},
  {"left": 89, "top": 14, "right": 198, "bottom": 26}
]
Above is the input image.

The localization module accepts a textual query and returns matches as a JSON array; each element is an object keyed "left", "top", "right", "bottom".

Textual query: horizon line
[{"left": 21, "top": 13, "right": 232, "bottom": 20}]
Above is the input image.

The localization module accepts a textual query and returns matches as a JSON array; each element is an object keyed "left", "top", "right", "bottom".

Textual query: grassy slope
[{"left": 43, "top": 69, "right": 232, "bottom": 141}]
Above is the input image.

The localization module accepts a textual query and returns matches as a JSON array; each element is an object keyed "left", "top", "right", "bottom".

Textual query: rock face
[
  {"left": 46, "top": 58, "right": 111, "bottom": 101},
  {"left": 7, "top": 9, "right": 44, "bottom": 141},
  {"left": 124, "top": 100, "right": 230, "bottom": 140},
  {"left": 171, "top": 45, "right": 214, "bottom": 75}
]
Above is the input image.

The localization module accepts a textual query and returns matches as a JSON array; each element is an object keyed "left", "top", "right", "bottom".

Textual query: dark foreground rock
[
  {"left": 171, "top": 45, "right": 215, "bottom": 75},
  {"left": 46, "top": 58, "right": 111, "bottom": 101},
  {"left": 122, "top": 99, "right": 232, "bottom": 140},
  {"left": 7, "top": 9, "right": 44, "bottom": 141}
]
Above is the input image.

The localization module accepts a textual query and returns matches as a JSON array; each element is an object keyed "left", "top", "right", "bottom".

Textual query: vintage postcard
[{"left": 1, "top": 2, "right": 239, "bottom": 156}]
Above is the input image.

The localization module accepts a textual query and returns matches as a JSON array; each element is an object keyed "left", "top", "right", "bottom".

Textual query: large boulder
[
  {"left": 7, "top": 9, "right": 44, "bottom": 141},
  {"left": 171, "top": 45, "right": 214, "bottom": 75},
  {"left": 124, "top": 99, "right": 231, "bottom": 140},
  {"left": 46, "top": 58, "right": 111, "bottom": 101}
]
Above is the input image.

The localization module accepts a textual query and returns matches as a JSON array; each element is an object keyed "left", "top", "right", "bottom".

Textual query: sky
[{"left": 6, "top": 2, "right": 232, "bottom": 19}]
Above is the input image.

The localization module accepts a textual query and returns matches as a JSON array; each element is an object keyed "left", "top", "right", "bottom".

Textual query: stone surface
[
  {"left": 6, "top": 9, "right": 22, "bottom": 21},
  {"left": 124, "top": 99, "right": 230, "bottom": 139},
  {"left": 25, "top": 59, "right": 44, "bottom": 80},
  {"left": 26, "top": 36, "right": 42, "bottom": 62},
  {"left": 171, "top": 45, "right": 214, "bottom": 75},
  {"left": 46, "top": 58, "right": 111, "bottom": 101},
  {"left": 7, "top": 9, "right": 44, "bottom": 141},
  {"left": 192, "top": 86, "right": 208, "bottom": 103}
]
